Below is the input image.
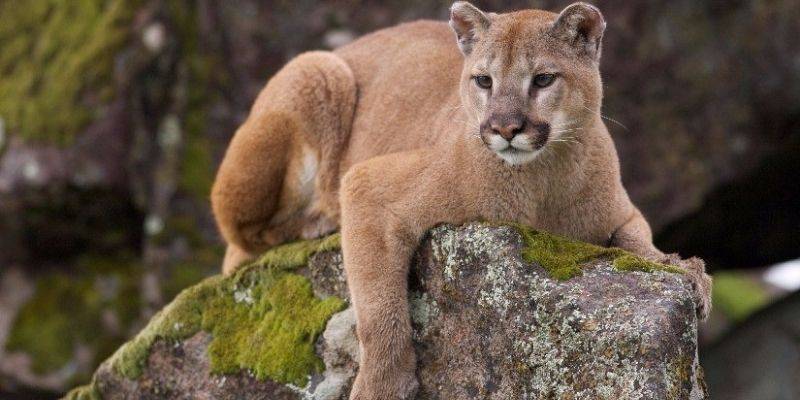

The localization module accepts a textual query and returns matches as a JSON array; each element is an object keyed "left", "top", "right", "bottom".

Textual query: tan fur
[
  {"left": 212, "top": 51, "right": 356, "bottom": 274},
  {"left": 211, "top": 3, "right": 711, "bottom": 398}
]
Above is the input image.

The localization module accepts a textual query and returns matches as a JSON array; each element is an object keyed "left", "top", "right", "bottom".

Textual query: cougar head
[{"left": 450, "top": 1, "right": 606, "bottom": 165}]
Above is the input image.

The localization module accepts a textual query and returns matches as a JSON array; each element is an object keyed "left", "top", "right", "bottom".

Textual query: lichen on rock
[
  {"left": 104, "top": 234, "right": 345, "bottom": 387},
  {"left": 411, "top": 223, "right": 705, "bottom": 399}
]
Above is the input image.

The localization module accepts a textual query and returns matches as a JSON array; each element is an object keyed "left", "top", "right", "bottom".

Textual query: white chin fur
[
  {"left": 496, "top": 148, "right": 540, "bottom": 165},
  {"left": 486, "top": 135, "right": 509, "bottom": 152},
  {"left": 487, "top": 135, "right": 540, "bottom": 165}
]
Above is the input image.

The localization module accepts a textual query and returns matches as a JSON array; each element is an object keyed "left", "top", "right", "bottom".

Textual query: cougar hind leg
[
  {"left": 222, "top": 244, "right": 255, "bottom": 275},
  {"left": 211, "top": 51, "right": 357, "bottom": 273}
]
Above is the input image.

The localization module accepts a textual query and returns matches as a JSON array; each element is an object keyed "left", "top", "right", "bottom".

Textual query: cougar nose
[{"left": 489, "top": 115, "right": 526, "bottom": 141}]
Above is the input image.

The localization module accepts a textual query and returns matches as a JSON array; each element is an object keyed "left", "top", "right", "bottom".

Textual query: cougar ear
[
  {"left": 449, "top": 1, "right": 491, "bottom": 55},
  {"left": 551, "top": 2, "right": 606, "bottom": 60}
]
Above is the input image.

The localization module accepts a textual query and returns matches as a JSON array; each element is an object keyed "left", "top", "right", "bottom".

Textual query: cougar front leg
[
  {"left": 609, "top": 208, "right": 661, "bottom": 259},
  {"left": 611, "top": 208, "right": 712, "bottom": 319},
  {"left": 340, "top": 168, "right": 420, "bottom": 400}
]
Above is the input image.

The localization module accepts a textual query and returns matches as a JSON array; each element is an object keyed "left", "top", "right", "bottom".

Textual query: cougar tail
[{"left": 212, "top": 51, "right": 357, "bottom": 273}]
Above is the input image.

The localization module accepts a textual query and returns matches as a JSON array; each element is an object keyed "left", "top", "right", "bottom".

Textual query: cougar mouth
[
  {"left": 495, "top": 143, "right": 542, "bottom": 165},
  {"left": 482, "top": 130, "right": 547, "bottom": 165},
  {"left": 500, "top": 146, "right": 528, "bottom": 154},
  {"left": 508, "top": 132, "right": 549, "bottom": 152}
]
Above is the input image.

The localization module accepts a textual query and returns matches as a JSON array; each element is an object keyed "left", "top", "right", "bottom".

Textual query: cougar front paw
[
  {"left": 662, "top": 253, "right": 712, "bottom": 320},
  {"left": 349, "top": 369, "right": 418, "bottom": 400}
]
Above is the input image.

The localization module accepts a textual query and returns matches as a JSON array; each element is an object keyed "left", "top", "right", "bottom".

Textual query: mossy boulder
[
  {"left": 64, "top": 223, "right": 706, "bottom": 399},
  {"left": 106, "top": 235, "right": 344, "bottom": 387}
]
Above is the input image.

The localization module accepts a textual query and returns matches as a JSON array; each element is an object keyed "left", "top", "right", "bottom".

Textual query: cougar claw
[{"left": 662, "top": 253, "right": 712, "bottom": 320}]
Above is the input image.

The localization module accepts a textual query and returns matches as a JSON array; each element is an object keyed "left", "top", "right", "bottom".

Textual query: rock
[
  {"left": 65, "top": 224, "right": 706, "bottom": 399},
  {"left": 88, "top": 332, "right": 300, "bottom": 400},
  {"left": 14, "top": 0, "right": 798, "bottom": 393},
  {"left": 410, "top": 225, "right": 705, "bottom": 400},
  {"left": 3, "top": 2, "right": 799, "bottom": 391},
  {"left": 311, "top": 308, "right": 358, "bottom": 400}
]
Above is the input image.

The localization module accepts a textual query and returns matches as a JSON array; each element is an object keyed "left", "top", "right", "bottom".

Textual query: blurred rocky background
[{"left": 0, "top": 0, "right": 798, "bottom": 399}]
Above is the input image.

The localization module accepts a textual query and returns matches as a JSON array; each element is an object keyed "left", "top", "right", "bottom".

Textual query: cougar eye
[
  {"left": 533, "top": 73, "right": 556, "bottom": 88},
  {"left": 474, "top": 75, "right": 492, "bottom": 89}
]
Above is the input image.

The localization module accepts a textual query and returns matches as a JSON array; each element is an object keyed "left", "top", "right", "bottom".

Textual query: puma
[{"left": 211, "top": 2, "right": 712, "bottom": 398}]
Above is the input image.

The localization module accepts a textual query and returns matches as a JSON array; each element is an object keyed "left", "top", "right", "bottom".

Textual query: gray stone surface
[
  {"left": 67, "top": 223, "right": 706, "bottom": 399},
  {"left": 92, "top": 332, "right": 299, "bottom": 400},
  {"left": 409, "top": 224, "right": 705, "bottom": 400},
  {"left": 311, "top": 308, "right": 358, "bottom": 400}
]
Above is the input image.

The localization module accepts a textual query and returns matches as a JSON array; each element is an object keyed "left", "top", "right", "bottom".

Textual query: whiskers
[
  {"left": 580, "top": 104, "right": 628, "bottom": 131},
  {"left": 536, "top": 142, "right": 556, "bottom": 170},
  {"left": 550, "top": 136, "right": 582, "bottom": 146},
  {"left": 549, "top": 121, "right": 584, "bottom": 147},
  {"left": 550, "top": 126, "right": 583, "bottom": 136},
  {"left": 536, "top": 119, "right": 583, "bottom": 169}
]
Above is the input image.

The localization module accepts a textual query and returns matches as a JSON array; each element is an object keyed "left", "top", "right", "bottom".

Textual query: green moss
[
  {"left": 63, "top": 379, "right": 101, "bottom": 400},
  {"left": 512, "top": 224, "right": 681, "bottom": 280},
  {"left": 0, "top": 0, "right": 139, "bottom": 144},
  {"left": 203, "top": 273, "right": 344, "bottom": 383},
  {"left": 712, "top": 272, "right": 769, "bottom": 322},
  {"left": 249, "top": 233, "right": 341, "bottom": 271},
  {"left": 6, "top": 253, "right": 141, "bottom": 376},
  {"left": 612, "top": 254, "right": 685, "bottom": 274},
  {"left": 514, "top": 224, "right": 620, "bottom": 280},
  {"left": 108, "top": 233, "right": 345, "bottom": 386}
]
